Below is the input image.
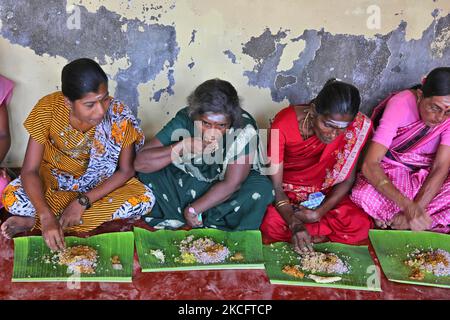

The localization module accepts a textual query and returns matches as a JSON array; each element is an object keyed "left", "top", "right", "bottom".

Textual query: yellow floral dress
[{"left": 2, "top": 91, "right": 155, "bottom": 232}]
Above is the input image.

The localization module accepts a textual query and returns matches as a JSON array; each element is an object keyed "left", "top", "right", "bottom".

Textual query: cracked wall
[
  {"left": 241, "top": 13, "right": 450, "bottom": 111},
  {"left": 0, "top": 0, "right": 449, "bottom": 166}
]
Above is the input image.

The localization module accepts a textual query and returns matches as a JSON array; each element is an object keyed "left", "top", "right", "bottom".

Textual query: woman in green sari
[{"left": 135, "top": 79, "right": 273, "bottom": 230}]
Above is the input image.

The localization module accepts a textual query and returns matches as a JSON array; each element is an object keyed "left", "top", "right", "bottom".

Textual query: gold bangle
[
  {"left": 275, "top": 200, "right": 290, "bottom": 209},
  {"left": 275, "top": 200, "right": 289, "bottom": 206},
  {"left": 377, "top": 179, "right": 389, "bottom": 188},
  {"left": 276, "top": 203, "right": 290, "bottom": 209}
]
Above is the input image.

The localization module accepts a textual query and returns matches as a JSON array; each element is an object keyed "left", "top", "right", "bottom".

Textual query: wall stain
[
  {"left": 0, "top": 0, "right": 179, "bottom": 114},
  {"left": 223, "top": 50, "right": 238, "bottom": 64},
  {"left": 0, "top": 1, "right": 448, "bottom": 116},
  {"left": 241, "top": 13, "right": 450, "bottom": 114}
]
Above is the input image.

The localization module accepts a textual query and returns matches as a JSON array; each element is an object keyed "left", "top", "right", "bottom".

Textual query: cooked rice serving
[
  {"left": 177, "top": 235, "right": 230, "bottom": 264},
  {"left": 58, "top": 245, "right": 98, "bottom": 274},
  {"left": 111, "top": 255, "right": 123, "bottom": 270},
  {"left": 405, "top": 249, "right": 450, "bottom": 278},
  {"left": 299, "top": 251, "right": 349, "bottom": 275}
]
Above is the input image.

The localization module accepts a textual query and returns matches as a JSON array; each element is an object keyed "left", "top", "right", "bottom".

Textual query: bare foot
[
  {"left": 390, "top": 214, "right": 410, "bottom": 230},
  {"left": 1, "top": 216, "right": 35, "bottom": 239},
  {"left": 374, "top": 219, "right": 389, "bottom": 229}
]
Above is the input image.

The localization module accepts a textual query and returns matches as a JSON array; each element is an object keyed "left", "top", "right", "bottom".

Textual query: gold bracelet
[
  {"left": 275, "top": 200, "right": 290, "bottom": 209},
  {"left": 276, "top": 203, "right": 290, "bottom": 209},
  {"left": 275, "top": 199, "right": 289, "bottom": 206},
  {"left": 377, "top": 179, "right": 389, "bottom": 188}
]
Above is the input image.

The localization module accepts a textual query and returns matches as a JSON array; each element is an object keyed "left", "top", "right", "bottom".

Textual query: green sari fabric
[{"left": 138, "top": 107, "right": 274, "bottom": 231}]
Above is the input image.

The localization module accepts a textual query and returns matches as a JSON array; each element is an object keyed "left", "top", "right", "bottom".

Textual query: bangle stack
[{"left": 275, "top": 199, "right": 290, "bottom": 209}]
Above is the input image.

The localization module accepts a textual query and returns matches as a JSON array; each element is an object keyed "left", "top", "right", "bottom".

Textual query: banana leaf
[
  {"left": 369, "top": 230, "right": 450, "bottom": 289},
  {"left": 134, "top": 227, "right": 265, "bottom": 271},
  {"left": 12, "top": 232, "right": 134, "bottom": 282},
  {"left": 263, "top": 242, "right": 381, "bottom": 291}
]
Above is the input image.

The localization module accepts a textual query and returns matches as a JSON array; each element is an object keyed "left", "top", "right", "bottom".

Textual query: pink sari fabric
[
  {"left": 0, "top": 75, "right": 14, "bottom": 208},
  {"left": 351, "top": 92, "right": 450, "bottom": 233},
  {"left": 0, "top": 75, "right": 14, "bottom": 107},
  {"left": 352, "top": 162, "right": 450, "bottom": 233},
  {"left": 0, "top": 175, "right": 10, "bottom": 209}
]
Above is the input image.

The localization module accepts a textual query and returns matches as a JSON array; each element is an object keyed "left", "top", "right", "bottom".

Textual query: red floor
[{"left": 0, "top": 212, "right": 448, "bottom": 300}]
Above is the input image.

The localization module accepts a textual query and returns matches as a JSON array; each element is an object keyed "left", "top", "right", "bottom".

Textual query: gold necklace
[
  {"left": 59, "top": 125, "right": 93, "bottom": 158},
  {"left": 301, "top": 109, "right": 313, "bottom": 140},
  {"left": 58, "top": 113, "right": 94, "bottom": 160}
]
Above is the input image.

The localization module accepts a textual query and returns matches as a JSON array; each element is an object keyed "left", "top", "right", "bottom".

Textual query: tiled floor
[{"left": 0, "top": 211, "right": 448, "bottom": 300}]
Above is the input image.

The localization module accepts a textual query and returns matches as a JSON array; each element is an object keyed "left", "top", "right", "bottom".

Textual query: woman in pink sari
[
  {"left": 351, "top": 67, "right": 450, "bottom": 233},
  {"left": 0, "top": 75, "right": 14, "bottom": 209}
]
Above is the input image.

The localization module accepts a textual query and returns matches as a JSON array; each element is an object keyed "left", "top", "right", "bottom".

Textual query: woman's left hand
[
  {"left": 293, "top": 207, "right": 322, "bottom": 224},
  {"left": 59, "top": 200, "right": 85, "bottom": 229},
  {"left": 403, "top": 201, "right": 432, "bottom": 231},
  {"left": 183, "top": 207, "right": 203, "bottom": 228}
]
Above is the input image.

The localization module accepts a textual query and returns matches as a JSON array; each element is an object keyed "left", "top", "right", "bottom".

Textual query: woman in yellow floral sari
[{"left": 1, "top": 58, "right": 155, "bottom": 251}]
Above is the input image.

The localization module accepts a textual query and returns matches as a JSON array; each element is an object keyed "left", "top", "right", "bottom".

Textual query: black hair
[
  {"left": 61, "top": 58, "right": 108, "bottom": 101},
  {"left": 421, "top": 67, "right": 450, "bottom": 97},
  {"left": 312, "top": 78, "right": 361, "bottom": 117},
  {"left": 187, "top": 78, "right": 243, "bottom": 128}
]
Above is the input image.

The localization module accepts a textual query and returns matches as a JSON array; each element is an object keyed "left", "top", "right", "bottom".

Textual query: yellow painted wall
[{"left": 0, "top": 0, "right": 449, "bottom": 167}]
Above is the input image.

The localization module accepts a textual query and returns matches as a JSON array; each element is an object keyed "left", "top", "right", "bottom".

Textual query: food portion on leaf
[
  {"left": 174, "top": 235, "right": 231, "bottom": 264},
  {"left": 404, "top": 249, "right": 450, "bottom": 280},
  {"left": 57, "top": 245, "right": 98, "bottom": 274},
  {"left": 281, "top": 250, "right": 349, "bottom": 282}
]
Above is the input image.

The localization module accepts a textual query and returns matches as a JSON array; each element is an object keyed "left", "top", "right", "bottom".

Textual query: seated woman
[
  {"left": 351, "top": 67, "right": 450, "bottom": 233},
  {"left": 1, "top": 58, "right": 155, "bottom": 251},
  {"left": 0, "top": 75, "right": 14, "bottom": 208},
  {"left": 260, "top": 79, "right": 373, "bottom": 252},
  {"left": 135, "top": 78, "right": 274, "bottom": 230}
]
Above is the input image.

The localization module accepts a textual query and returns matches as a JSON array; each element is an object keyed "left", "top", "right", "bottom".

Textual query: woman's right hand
[
  {"left": 178, "top": 137, "right": 204, "bottom": 157},
  {"left": 290, "top": 221, "right": 314, "bottom": 253},
  {"left": 402, "top": 200, "right": 432, "bottom": 231},
  {"left": 40, "top": 213, "right": 65, "bottom": 251}
]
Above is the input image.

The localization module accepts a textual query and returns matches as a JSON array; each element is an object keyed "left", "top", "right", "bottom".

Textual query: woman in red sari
[{"left": 260, "top": 79, "right": 373, "bottom": 252}]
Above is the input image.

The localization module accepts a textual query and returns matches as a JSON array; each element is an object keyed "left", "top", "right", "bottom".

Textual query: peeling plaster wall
[{"left": 0, "top": 0, "right": 449, "bottom": 166}]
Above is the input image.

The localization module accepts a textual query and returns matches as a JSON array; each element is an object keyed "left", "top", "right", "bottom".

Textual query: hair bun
[
  {"left": 421, "top": 76, "right": 427, "bottom": 86},
  {"left": 324, "top": 78, "right": 344, "bottom": 86},
  {"left": 324, "top": 78, "right": 337, "bottom": 86}
]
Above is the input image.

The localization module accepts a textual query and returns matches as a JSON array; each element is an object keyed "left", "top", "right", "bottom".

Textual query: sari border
[{"left": 323, "top": 113, "right": 372, "bottom": 188}]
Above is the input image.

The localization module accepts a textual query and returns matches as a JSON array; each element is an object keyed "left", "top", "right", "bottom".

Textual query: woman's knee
[
  {"left": 2, "top": 183, "right": 18, "bottom": 212},
  {"left": 2, "top": 179, "right": 36, "bottom": 217},
  {"left": 244, "top": 174, "right": 274, "bottom": 203}
]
